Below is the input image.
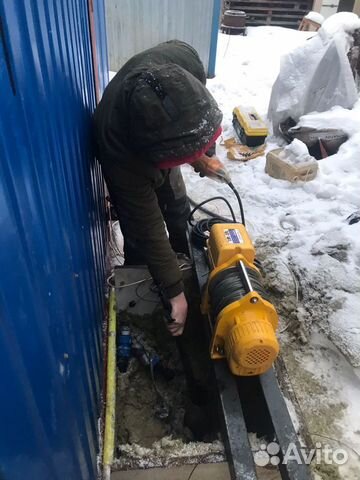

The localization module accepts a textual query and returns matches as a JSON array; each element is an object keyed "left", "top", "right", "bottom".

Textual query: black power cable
[
  {"left": 188, "top": 182, "right": 246, "bottom": 247},
  {"left": 189, "top": 217, "right": 226, "bottom": 247},
  {"left": 228, "top": 181, "right": 246, "bottom": 226},
  {"left": 188, "top": 195, "right": 237, "bottom": 226},
  {"left": 187, "top": 196, "right": 231, "bottom": 223}
]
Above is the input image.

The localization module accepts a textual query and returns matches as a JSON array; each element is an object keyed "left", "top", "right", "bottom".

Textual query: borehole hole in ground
[{"left": 113, "top": 274, "right": 225, "bottom": 470}]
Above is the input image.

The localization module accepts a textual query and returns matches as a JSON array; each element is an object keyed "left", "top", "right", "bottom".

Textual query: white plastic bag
[{"left": 268, "top": 13, "right": 360, "bottom": 133}]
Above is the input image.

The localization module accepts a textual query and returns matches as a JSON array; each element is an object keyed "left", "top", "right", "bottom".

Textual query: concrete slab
[
  {"left": 115, "top": 266, "right": 158, "bottom": 316},
  {"left": 111, "top": 463, "right": 280, "bottom": 480}
]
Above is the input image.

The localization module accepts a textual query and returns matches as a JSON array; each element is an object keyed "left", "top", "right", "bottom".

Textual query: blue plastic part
[
  {"left": 117, "top": 327, "right": 132, "bottom": 372},
  {"left": 0, "top": 1, "right": 108, "bottom": 479},
  {"left": 208, "top": 0, "right": 222, "bottom": 78},
  {"left": 151, "top": 355, "right": 161, "bottom": 368}
]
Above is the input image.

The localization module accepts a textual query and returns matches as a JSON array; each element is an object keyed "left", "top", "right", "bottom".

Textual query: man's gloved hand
[
  {"left": 168, "top": 292, "right": 188, "bottom": 336},
  {"left": 191, "top": 154, "right": 231, "bottom": 184}
]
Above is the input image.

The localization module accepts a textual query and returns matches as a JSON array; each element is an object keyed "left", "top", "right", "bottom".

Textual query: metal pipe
[{"left": 103, "top": 288, "right": 117, "bottom": 479}]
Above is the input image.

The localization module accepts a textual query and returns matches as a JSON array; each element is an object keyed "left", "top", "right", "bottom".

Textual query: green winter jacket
[{"left": 94, "top": 40, "right": 222, "bottom": 297}]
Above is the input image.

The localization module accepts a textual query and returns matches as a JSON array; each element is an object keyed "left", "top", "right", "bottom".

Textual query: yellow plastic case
[{"left": 233, "top": 106, "right": 268, "bottom": 147}]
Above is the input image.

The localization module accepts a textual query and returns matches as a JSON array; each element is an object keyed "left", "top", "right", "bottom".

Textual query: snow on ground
[{"left": 183, "top": 27, "right": 360, "bottom": 478}]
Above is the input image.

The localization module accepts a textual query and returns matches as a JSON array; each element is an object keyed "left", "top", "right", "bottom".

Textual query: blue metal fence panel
[{"left": 0, "top": 1, "right": 108, "bottom": 479}]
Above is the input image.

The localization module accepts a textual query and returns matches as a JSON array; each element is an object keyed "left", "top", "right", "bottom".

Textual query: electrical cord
[
  {"left": 135, "top": 281, "right": 161, "bottom": 304},
  {"left": 229, "top": 181, "right": 246, "bottom": 226},
  {"left": 190, "top": 217, "right": 227, "bottom": 247},
  {"left": 310, "top": 432, "right": 360, "bottom": 460},
  {"left": 188, "top": 196, "right": 237, "bottom": 226},
  {"left": 107, "top": 273, "right": 115, "bottom": 287},
  {"left": 188, "top": 183, "right": 246, "bottom": 226},
  {"left": 187, "top": 463, "right": 199, "bottom": 480},
  {"left": 117, "top": 277, "right": 153, "bottom": 289},
  {"left": 187, "top": 181, "right": 246, "bottom": 247},
  {"left": 187, "top": 196, "right": 232, "bottom": 223},
  {"left": 188, "top": 196, "right": 237, "bottom": 247},
  {"left": 278, "top": 260, "right": 300, "bottom": 334},
  {"left": 188, "top": 182, "right": 246, "bottom": 247}
]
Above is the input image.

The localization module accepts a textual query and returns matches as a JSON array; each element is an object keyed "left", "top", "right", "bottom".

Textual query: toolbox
[{"left": 233, "top": 106, "right": 268, "bottom": 147}]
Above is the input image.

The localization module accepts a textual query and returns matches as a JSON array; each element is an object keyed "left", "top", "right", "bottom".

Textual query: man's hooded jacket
[{"left": 94, "top": 40, "right": 222, "bottom": 297}]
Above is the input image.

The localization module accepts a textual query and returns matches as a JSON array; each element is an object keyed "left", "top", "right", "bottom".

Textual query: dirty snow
[
  {"left": 113, "top": 436, "right": 224, "bottom": 469},
  {"left": 182, "top": 25, "right": 360, "bottom": 478}
]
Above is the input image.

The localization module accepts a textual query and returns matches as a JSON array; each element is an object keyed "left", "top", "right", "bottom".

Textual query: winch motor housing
[{"left": 202, "top": 223, "right": 279, "bottom": 376}]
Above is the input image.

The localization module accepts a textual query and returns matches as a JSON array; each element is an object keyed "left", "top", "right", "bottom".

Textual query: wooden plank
[
  {"left": 246, "top": 11, "right": 306, "bottom": 17},
  {"left": 111, "top": 463, "right": 281, "bottom": 480},
  {"left": 111, "top": 463, "right": 231, "bottom": 480},
  {"left": 226, "top": 0, "right": 312, "bottom": 8},
  {"left": 235, "top": 6, "right": 308, "bottom": 11},
  {"left": 227, "top": 0, "right": 311, "bottom": 5},
  {"left": 247, "top": 19, "right": 300, "bottom": 25},
  {"left": 224, "top": 0, "right": 307, "bottom": 29}
]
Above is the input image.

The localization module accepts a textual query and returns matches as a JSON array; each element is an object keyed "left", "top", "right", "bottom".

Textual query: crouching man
[{"left": 94, "top": 40, "right": 222, "bottom": 336}]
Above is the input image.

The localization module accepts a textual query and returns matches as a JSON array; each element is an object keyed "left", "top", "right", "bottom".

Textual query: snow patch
[
  {"left": 283, "top": 139, "right": 312, "bottom": 164},
  {"left": 305, "top": 11, "right": 324, "bottom": 25},
  {"left": 322, "top": 12, "right": 360, "bottom": 36},
  {"left": 114, "top": 436, "right": 224, "bottom": 469}
]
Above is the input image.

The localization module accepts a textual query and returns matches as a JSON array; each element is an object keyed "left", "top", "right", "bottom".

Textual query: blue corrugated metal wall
[{"left": 0, "top": 1, "right": 108, "bottom": 479}]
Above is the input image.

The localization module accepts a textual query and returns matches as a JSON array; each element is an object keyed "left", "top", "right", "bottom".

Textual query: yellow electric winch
[{"left": 201, "top": 223, "right": 279, "bottom": 376}]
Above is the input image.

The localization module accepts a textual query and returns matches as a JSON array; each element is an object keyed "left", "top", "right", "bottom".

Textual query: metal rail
[{"left": 191, "top": 242, "right": 312, "bottom": 480}]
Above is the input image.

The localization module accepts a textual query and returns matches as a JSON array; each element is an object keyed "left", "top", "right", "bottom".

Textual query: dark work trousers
[
  {"left": 107, "top": 166, "right": 216, "bottom": 436},
  {"left": 119, "top": 167, "right": 190, "bottom": 265}
]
